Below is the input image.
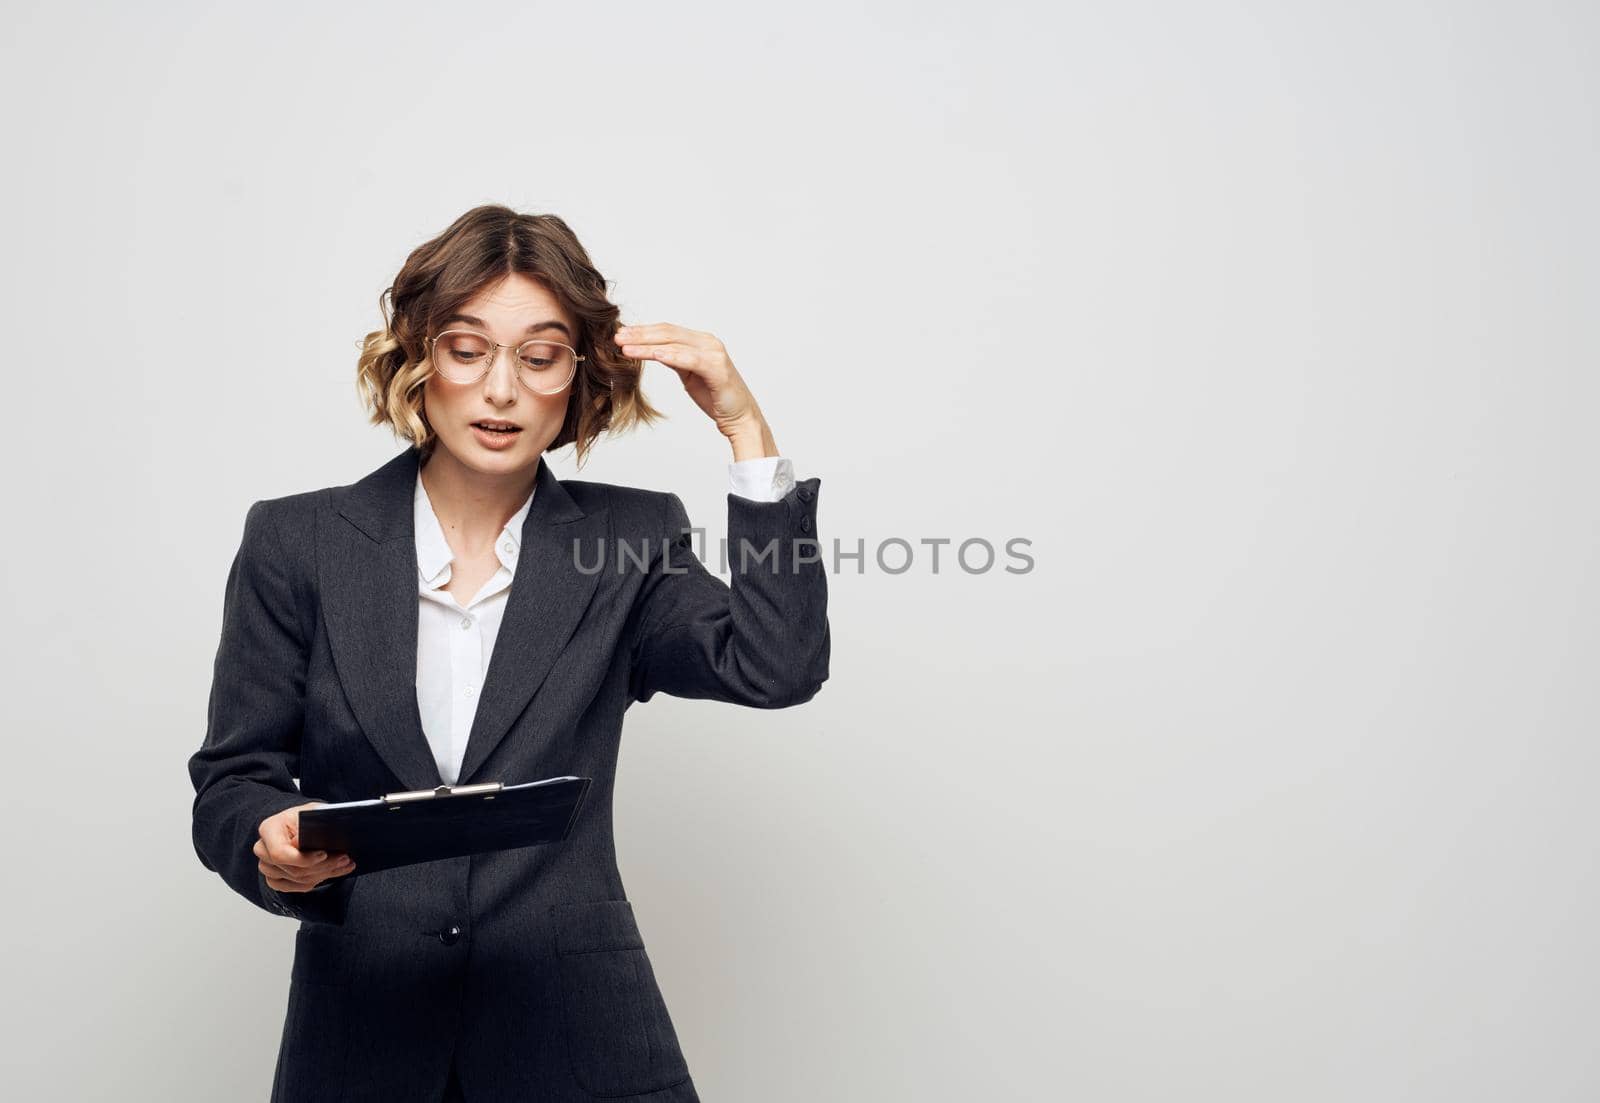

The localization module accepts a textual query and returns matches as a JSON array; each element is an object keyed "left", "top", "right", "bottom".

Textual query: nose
[{"left": 483, "top": 344, "right": 520, "bottom": 405}]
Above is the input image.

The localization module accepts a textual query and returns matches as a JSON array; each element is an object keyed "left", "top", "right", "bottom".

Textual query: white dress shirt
[{"left": 414, "top": 456, "right": 797, "bottom": 785}]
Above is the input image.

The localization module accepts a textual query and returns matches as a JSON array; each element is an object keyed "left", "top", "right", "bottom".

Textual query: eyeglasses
[{"left": 424, "top": 329, "right": 583, "bottom": 395}]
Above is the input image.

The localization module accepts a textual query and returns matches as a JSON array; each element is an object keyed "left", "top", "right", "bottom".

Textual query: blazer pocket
[
  {"left": 278, "top": 928, "right": 354, "bottom": 1099},
  {"left": 290, "top": 926, "right": 352, "bottom": 987},
  {"left": 552, "top": 900, "right": 691, "bottom": 1098}
]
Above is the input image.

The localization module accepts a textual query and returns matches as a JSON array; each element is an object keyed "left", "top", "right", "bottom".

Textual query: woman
[{"left": 187, "top": 205, "right": 830, "bottom": 1102}]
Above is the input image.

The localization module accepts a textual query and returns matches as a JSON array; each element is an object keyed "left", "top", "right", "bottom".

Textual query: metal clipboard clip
[{"left": 381, "top": 781, "right": 504, "bottom": 807}]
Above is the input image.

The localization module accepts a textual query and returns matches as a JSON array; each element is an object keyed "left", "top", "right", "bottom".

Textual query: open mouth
[{"left": 472, "top": 422, "right": 522, "bottom": 436}]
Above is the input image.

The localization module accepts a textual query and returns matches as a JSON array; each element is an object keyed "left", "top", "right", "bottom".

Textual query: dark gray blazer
[{"left": 187, "top": 445, "right": 829, "bottom": 1102}]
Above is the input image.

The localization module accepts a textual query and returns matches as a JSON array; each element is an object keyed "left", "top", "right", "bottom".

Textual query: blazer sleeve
[
  {"left": 628, "top": 477, "right": 831, "bottom": 708},
  {"left": 187, "top": 499, "right": 352, "bottom": 927}
]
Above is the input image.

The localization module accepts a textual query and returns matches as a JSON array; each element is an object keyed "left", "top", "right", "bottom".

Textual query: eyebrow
[{"left": 442, "top": 313, "right": 574, "bottom": 341}]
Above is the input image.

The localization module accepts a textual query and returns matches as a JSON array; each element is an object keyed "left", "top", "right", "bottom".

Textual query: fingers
[
  {"left": 613, "top": 324, "right": 742, "bottom": 392},
  {"left": 256, "top": 829, "right": 332, "bottom": 869},
  {"left": 615, "top": 323, "right": 708, "bottom": 347},
  {"left": 267, "top": 855, "right": 355, "bottom": 883},
  {"left": 253, "top": 801, "right": 354, "bottom": 893},
  {"left": 261, "top": 852, "right": 357, "bottom": 892},
  {"left": 257, "top": 841, "right": 354, "bottom": 876},
  {"left": 614, "top": 324, "right": 725, "bottom": 355},
  {"left": 619, "top": 341, "right": 698, "bottom": 367},
  {"left": 255, "top": 812, "right": 355, "bottom": 891},
  {"left": 264, "top": 864, "right": 354, "bottom": 893}
]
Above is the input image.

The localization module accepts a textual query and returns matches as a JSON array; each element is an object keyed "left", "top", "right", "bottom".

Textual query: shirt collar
[{"left": 414, "top": 470, "right": 538, "bottom": 588}]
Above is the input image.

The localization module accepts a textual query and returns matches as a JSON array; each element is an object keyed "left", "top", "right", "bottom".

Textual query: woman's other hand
[
  {"left": 255, "top": 800, "right": 356, "bottom": 892},
  {"left": 614, "top": 322, "right": 779, "bottom": 460}
]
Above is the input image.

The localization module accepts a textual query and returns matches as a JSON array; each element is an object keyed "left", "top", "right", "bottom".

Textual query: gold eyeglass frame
[{"left": 424, "top": 329, "right": 585, "bottom": 395}]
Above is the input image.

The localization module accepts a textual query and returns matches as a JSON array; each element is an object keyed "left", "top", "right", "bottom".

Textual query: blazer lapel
[
  {"left": 321, "top": 445, "right": 608, "bottom": 794},
  {"left": 321, "top": 446, "right": 437, "bottom": 792}
]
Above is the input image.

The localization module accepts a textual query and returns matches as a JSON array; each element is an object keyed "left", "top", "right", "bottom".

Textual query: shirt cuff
[{"left": 728, "top": 456, "right": 796, "bottom": 502}]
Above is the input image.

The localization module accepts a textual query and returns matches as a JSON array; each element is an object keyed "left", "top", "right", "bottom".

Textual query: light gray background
[{"left": 1, "top": 1, "right": 1595, "bottom": 1099}]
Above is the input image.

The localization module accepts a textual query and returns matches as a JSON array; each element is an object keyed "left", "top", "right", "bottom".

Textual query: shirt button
[
  {"left": 503, "top": 542, "right": 515, "bottom": 555},
  {"left": 464, "top": 685, "right": 476, "bottom": 697},
  {"left": 460, "top": 616, "right": 472, "bottom": 630}
]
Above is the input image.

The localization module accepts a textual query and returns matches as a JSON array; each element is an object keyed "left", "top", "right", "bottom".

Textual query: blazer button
[
  {"left": 800, "top": 515, "right": 813, "bottom": 532},
  {"left": 438, "top": 925, "right": 462, "bottom": 946},
  {"left": 798, "top": 486, "right": 813, "bottom": 502}
]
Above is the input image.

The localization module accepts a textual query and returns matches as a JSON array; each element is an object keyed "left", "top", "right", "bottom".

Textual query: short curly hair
[{"left": 355, "top": 204, "right": 662, "bottom": 468}]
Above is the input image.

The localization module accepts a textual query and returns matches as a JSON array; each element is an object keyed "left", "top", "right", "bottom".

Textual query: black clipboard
[{"left": 296, "top": 776, "right": 592, "bottom": 876}]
